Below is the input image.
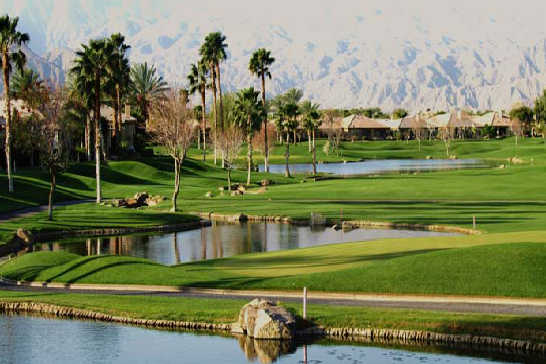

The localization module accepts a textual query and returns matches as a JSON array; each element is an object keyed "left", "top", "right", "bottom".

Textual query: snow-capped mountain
[{"left": 2, "top": 0, "right": 546, "bottom": 112}]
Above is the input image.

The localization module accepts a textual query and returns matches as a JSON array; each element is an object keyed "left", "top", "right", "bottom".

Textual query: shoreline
[
  {"left": 0, "top": 211, "right": 478, "bottom": 258},
  {"left": 0, "top": 301, "right": 544, "bottom": 355}
]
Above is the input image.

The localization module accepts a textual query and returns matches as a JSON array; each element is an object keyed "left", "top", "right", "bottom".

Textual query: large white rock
[{"left": 232, "top": 299, "right": 296, "bottom": 340}]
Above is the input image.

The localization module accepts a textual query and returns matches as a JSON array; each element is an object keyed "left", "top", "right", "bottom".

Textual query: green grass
[
  {"left": 2, "top": 233, "right": 544, "bottom": 298},
  {"left": 0, "top": 290, "right": 543, "bottom": 342}
]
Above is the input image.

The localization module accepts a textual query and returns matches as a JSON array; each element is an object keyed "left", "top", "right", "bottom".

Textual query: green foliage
[
  {"left": 129, "top": 62, "right": 169, "bottom": 123},
  {"left": 509, "top": 105, "right": 534, "bottom": 126},
  {"left": 391, "top": 108, "right": 408, "bottom": 119},
  {"left": 534, "top": 89, "right": 546, "bottom": 123},
  {"left": 248, "top": 48, "right": 275, "bottom": 81},
  {"left": 234, "top": 88, "right": 264, "bottom": 136}
]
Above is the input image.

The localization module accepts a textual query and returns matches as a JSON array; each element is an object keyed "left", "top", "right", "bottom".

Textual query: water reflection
[
  {"left": 0, "top": 314, "right": 541, "bottom": 364},
  {"left": 31, "top": 222, "right": 458, "bottom": 265},
  {"left": 259, "top": 159, "right": 486, "bottom": 176}
]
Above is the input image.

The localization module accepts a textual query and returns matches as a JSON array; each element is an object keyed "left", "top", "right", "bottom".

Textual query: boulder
[
  {"left": 231, "top": 190, "right": 243, "bottom": 196},
  {"left": 112, "top": 199, "right": 127, "bottom": 207},
  {"left": 125, "top": 198, "right": 139, "bottom": 208},
  {"left": 237, "top": 185, "right": 247, "bottom": 193},
  {"left": 205, "top": 191, "right": 213, "bottom": 198},
  {"left": 145, "top": 198, "right": 159, "bottom": 207},
  {"left": 134, "top": 192, "right": 149, "bottom": 205},
  {"left": 260, "top": 179, "right": 272, "bottom": 186},
  {"left": 232, "top": 299, "right": 296, "bottom": 340}
]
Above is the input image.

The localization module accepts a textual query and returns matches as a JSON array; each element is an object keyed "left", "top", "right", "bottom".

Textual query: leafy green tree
[
  {"left": 249, "top": 48, "right": 275, "bottom": 172},
  {"left": 66, "top": 75, "right": 94, "bottom": 161},
  {"left": 1, "top": 14, "right": 29, "bottom": 192},
  {"left": 70, "top": 38, "right": 115, "bottom": 203},
  {"left": 234, "top": 87, "right": 264, "bottom": 185},
  {"left": 130, "top": 62, "right": 169, "bottom": 127},
  {"left": 534, "top": 90, "right": 546, "bottom": 141},
  {"left": 187, "top": 60, "right": 209, "bottom": 161},
  {"left": 392, "top": 108, "right": 408, "bottom": 119},
  {"left": 509, "top": 105, "right": 534, "bottom": 134}
]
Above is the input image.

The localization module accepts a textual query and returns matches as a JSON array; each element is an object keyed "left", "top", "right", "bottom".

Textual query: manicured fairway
[{"left": 2, "top": 232, "right": 544, "bottom": 298}]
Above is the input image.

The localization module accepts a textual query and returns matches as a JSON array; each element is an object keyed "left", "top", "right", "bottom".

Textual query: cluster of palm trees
[{"left": 2, "top": 14, "right": 325, "bottom": 202}]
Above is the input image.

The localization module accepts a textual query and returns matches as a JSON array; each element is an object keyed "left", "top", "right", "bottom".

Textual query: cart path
[{"left": 1, "top": 280, "right": 544, "bottom": 316}]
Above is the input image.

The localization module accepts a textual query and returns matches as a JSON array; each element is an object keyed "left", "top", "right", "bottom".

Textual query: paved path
[
  {"left": 1, "top": 280, "right": 544, "bottom": 316},
  {"left": 0, "top": 200, "right": 93, "bottom": 223}
]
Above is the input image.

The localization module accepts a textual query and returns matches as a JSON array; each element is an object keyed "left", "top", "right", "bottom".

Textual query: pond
[
  {"left": 30, "top": 222, "right": 459, "bottom": 265},
  {"left": 0, "top": 314, "right": 540, "bottom": 364},
  {"left": 259, "top": 159, "right": 486, "bottom": 176}
]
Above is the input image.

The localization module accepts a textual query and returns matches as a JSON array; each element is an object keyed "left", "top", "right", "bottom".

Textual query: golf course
[{"left": 1, "top": 137, "right": 545, "bottom": 344}]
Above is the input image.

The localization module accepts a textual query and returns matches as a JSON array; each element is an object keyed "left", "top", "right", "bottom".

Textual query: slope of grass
[
  {"left": 2, "top": 234, "right": 544, "bottom": 298},
  {"left": 0, "top": 290, "right": 543, "bottom": 342}
]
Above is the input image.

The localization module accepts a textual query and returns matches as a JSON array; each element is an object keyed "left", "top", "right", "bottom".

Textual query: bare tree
[
  {"left": 36, "top": 88, "right": 69, "bottom": 221},
  {"left": 149, "top": 90, "right": 195, "bottom": 212},
  {"left": 438, "top": 126, "right": 455, "bottom": 157},
  {"left": 218, "top": 125, "right": 245, "bottom": 189}
]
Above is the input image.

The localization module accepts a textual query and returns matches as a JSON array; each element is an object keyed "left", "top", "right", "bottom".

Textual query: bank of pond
[
  {"left": 24, "top": 221, "right": 459, "bottom": 265},
  {"left": 0, "top": 314, "right": 542, "bottom": 364}
]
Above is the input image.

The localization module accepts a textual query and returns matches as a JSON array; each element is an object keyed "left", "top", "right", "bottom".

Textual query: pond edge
[{"left": 0, "top": 301, "right": 543, "bottom": 355}]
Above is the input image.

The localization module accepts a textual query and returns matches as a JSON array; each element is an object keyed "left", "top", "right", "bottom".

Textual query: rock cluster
[
  {"left": 111, "top": 192, "right": 164, "bottom": 208},
  {"left": 232, "top": 299, "right": 296, "bottom": 340}
]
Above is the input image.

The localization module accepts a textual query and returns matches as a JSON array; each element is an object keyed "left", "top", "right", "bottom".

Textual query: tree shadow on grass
[{"left": 181, "top": 249, "right": 446, "bottom": 273}]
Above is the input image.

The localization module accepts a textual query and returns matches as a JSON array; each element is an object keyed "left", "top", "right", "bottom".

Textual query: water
[
  {"left": 0, "top": 315, "right": 538, "bottom": 364},
  {"left": 259, "top": 159, "right": 486, "bottom": 176},
  {"left": 31, "top": 222, "right": 458, "bottom": 265}
]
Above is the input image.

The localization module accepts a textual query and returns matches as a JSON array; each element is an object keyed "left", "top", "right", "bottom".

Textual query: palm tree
[
  {"left": 1, "top": 15, "right": 29, "bottom": 192},
  {"left": 234, "top": 87, "right": 264, "bottom": 185},
  {"left": 200, "top": 32, "right": 228, "bottom": 163},
  {"left": 249, "top": 48, "right": 275, "bottom": 173},
  {"left": 187, "top": 60, "right": 209, "bottom": 161},
  {"left": 106, "top": 33, "right": 131, "bottom": 153},
  {"left": 10, "top": 67, "right": 44, "bottom": 108},
  {"left": 300, "top": 101, "right": 322, "bottom": 175},
  {"left": 130, "top": 62, "right": 169, "bottom": 128},
  {"left": 274, "top": 101, "right": 299, "bottom": 177},
  {"left": 70, "top": 38, "right": 115, "bottom": 203},
  {"left": 67, "top": 75, "right": 94, "bottom": 161}
]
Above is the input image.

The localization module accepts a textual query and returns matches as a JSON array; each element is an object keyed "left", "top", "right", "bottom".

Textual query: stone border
[
  {"left": 0, "top": 301, "right": 543, "bottom": 355},
  {"left": 191, "top": 212, "right": 480, "bottom": 234}
]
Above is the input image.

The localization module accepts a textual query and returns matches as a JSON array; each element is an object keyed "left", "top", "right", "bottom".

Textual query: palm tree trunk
[
  {"left": 312, "top": 129, "right": 317, "bottom": 176},
  {"left": 261, "top": 73, "right": 269, "bottom": 173},
  {"left": 308, "top": 130, "right": 311, "bottom": 152},
  {"left": 173, "top": 234, "right": 181, "bottom": 265},
  {"left": 94, "top": 76, "right": 102, "bottom": 203},
  {"left": 247, "top": 131, "right": 253, "bottom": 185},
  {"left": 211, "top": 65, "right": 218, "bottom": 165},
  {"left": 86, "top": 116, "right": 92, "bottom": 161},
  {"left": 200, "top": 88, "right": 207, "bottom": 161},
  {"left": 3, "top": 56, "right": 14, "bottom": 193},
  {"left": 47, "top": 169, "right": 56, "bottom": 221},
  {"left": 284, "top": 137, "right": 290, "bottom": 178},
  {"left": 293, "top": 130, "right": 297, "bottom": 145},
  {"left": 216, "top": 63, "right": 224, "bottom": 130},
  {"left": 171, "top": 158, "right": 181, "bottom": 212}
]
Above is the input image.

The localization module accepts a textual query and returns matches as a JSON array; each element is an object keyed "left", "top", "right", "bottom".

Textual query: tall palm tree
[
  {"left": 200, "top": 32, "right": 227, "bottom": 163},
  {"left": 70, "top": 38, "right": 115, "bottom": 203},
  {"left": 130, "top": 62, "right": 168, "bottom": 128},
  {"left": 300, "top": 101, "right": 322, "bottom": 175},
  {"left": 67, "top": 74, "right": 94, "bottom": 161},
  {"left": 10, "top": 67, "right": 44, "bottom": 108},
  {"left": 249, "top": 48, "right": 275, "bottom": 173},
  {"left": 1, "top": 15, "right": 29, "bottom": 192},
  {"left": 106, "top": 33, "right": 131, "bottom": 152},
  {"left": 281, "top": 102, "right": 299, "bottom": 177},
  {"left": 187, "top": 60, "right": 209, "bottom": 161},
  {"left": 234, "top": 87, "right": 264, "bottom": 185}
]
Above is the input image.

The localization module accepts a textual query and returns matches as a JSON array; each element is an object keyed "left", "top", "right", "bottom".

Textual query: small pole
[
  {"left": 303, "top": 286, "right": 307, "bottom": 320},
  {"left": 473, "top": 215, "right": 476, "bottom": 229}
]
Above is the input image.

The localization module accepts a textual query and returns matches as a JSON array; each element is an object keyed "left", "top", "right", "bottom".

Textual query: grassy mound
[{"left": 2, "top": 234, "right": 544, "bottom": 298}]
